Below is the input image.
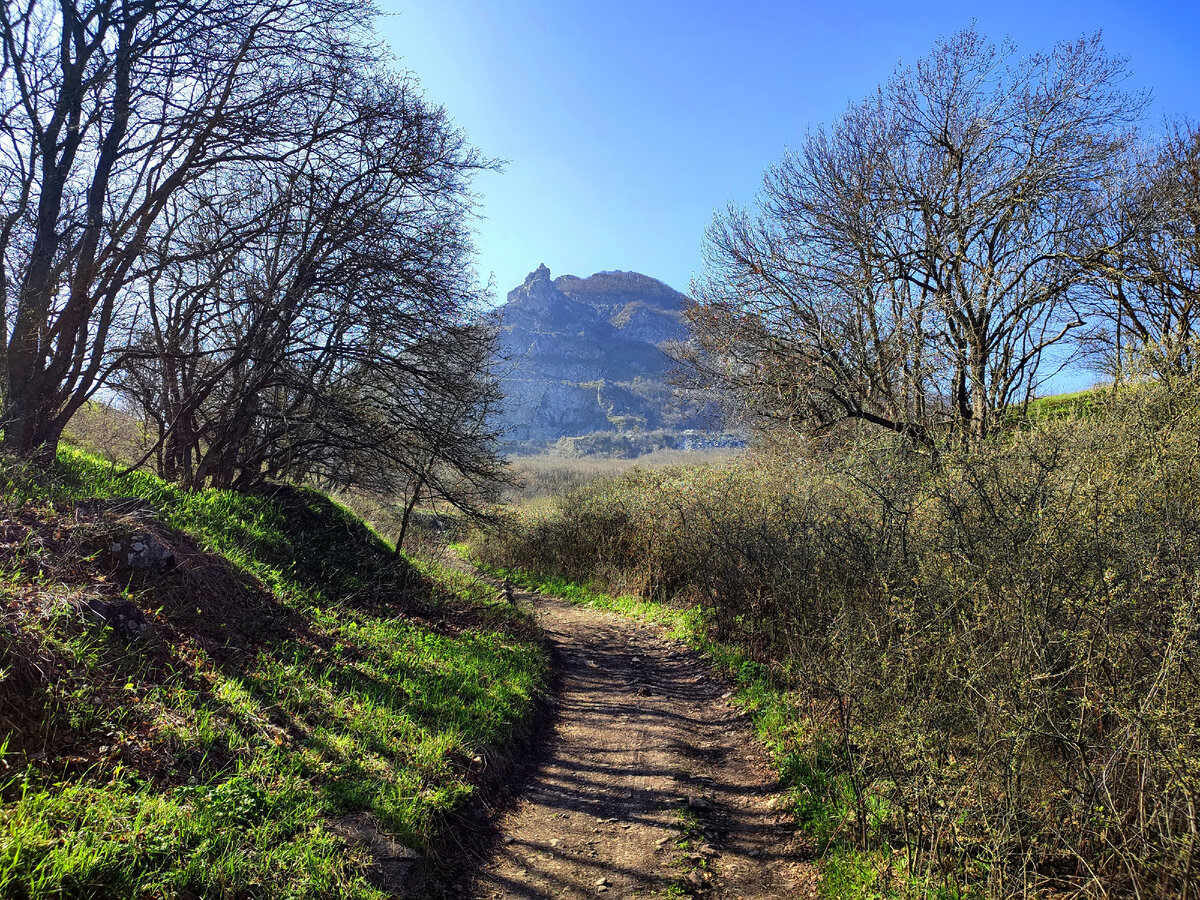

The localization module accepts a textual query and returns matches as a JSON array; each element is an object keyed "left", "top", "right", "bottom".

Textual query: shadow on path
[{"left": 457, "top": 586, "right": 815, "bottom": 900}]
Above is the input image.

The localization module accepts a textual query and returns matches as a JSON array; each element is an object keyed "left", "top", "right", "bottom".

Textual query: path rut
[{"left": 462, "top": 585, "right": 814, "bottom": 900}]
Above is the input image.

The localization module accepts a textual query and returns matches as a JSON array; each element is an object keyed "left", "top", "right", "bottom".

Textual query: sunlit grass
[{"left": 0, "top": 448, "right": 549, "bottom": 899}]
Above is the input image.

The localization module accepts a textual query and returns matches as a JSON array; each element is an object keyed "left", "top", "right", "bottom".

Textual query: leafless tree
[
  {"left": 362, "top": 323, "right": 509, "bottom": 556},
  {"left": 1082, "top": 122, "right": 1200, "bottom": 378},
  {"left": 0, "top": 0, "right": 373, "bottom": 460},
  {"left": 111, "top": 69, "right": 505, "bottom": 506},
  {"left": 687, "top": 30, "right": 1146, "bottom": 445}
]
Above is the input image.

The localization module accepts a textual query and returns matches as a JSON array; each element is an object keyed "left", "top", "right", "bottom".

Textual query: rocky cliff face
[{"left": 493, "top": 265, "right": 725, "bottom": 452}]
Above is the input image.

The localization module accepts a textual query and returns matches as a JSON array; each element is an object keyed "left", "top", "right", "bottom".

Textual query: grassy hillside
[
  {"left": 0, "top": 448, "right": 548, "bottom": 899},
  {"left": 1024, "top": 385, "right": 1111, "bottom": 420}
]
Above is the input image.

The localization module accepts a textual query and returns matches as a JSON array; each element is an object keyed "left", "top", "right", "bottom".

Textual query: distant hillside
[{"left": 493, "top": 264, "right": 738, "bottom": 454}]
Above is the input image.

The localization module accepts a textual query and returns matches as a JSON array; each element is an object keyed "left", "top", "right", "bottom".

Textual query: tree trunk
[
  {"left": 394, "top": 473, "right": 427, "bottom": 559},
  {"left": 2, "top": 385, "right": 62, "bottom": 463}
]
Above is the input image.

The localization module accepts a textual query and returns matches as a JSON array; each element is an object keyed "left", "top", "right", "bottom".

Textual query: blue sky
[{"left": 378, "top": 1, "right": 1200, "bottom": 314}]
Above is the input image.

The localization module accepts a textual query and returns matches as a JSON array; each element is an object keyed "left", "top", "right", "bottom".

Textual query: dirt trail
[{"left": 463, "top": 585, "right": 814, "bottom": 900}]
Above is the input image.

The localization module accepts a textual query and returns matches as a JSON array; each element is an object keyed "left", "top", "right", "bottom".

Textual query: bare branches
[
  {"left": 0, "top": 0, "right": 377, "bottom": 459},
  {"left": 109, "top": 68, "right": 503, "bottom": 512},
  {"left": 687, "top": 29, "right": 1145, "bottom": 447},
  {"left": 0, "top": 0, "right": 506, "bottom": 534},
  {"left": 1083, "top": 122, "right": 1200, "bottom": 379}
]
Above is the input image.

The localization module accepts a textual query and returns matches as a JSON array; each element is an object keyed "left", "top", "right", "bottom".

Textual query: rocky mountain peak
[
  {"left": 506, "top": 263, "right": 577, "bottom": 322},
  {"left": 493, "top": 265, "right": 729, "bottom": 453},
  {"left": 523, "top": 263, "right": 552, "bottom": 286}
]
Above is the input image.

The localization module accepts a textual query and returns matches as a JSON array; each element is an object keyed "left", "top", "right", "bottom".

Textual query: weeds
[{"left": 502, "top": 448, "right": 740, "bottom": 503}]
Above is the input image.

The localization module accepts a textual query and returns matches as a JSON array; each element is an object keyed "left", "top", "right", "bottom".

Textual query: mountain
[{"left": 492, "top": 265, "right": 733, "bottom": 454}]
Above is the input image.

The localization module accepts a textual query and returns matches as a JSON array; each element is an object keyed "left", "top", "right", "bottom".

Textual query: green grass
[
  {"left": 0, "top": 448, "right": 549, "bottom": 899},
  {"left": 1023, "top": 385, "right": 1110, "bottom": 421},
  {"left": 481, "top": 563, "right": 685, "bottom": 627}
]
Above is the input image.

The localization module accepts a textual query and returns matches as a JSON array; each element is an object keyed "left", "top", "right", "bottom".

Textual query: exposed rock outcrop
[
  {"left": 110, "top": 532, "right": 175, "bottom": 570},
  {"left": 494, "top": 266, "right": 732, "bottom": 452},
  {"left": 73, "top": 598, "right": 154, "bottom": 640}
]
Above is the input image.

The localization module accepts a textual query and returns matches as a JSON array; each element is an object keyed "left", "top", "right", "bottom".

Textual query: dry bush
[
  {"left": 61, "top": 401, "right": 149, "bottom": 464},
  {"left": 475, "top": 384, "right": 1200, "bottom": 898}
]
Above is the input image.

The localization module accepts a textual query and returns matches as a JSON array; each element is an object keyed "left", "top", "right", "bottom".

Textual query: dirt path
[{"left": 462, "top": 585, "right": 815, "bottom": 900}]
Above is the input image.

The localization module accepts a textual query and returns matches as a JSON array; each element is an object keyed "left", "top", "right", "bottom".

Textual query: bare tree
[
  {"left": 1083, "top": 122, "right": 1200, "bottom": 378},
  {"left": 688, "top": 30, "right": 1145, "bottom": 445},
  {"left": 355, "top": 322, "right": 509, "bottom": 556},
  {"left": 112, "top": 69, "right": 504, "bottom": 505},
  {"left": 0, "top": 0, "right": 373, "bottom": 461}
]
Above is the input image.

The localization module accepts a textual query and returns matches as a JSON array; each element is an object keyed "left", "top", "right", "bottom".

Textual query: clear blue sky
[{"left": 378, "top": 1, "right": 1200, "bottom": 308}]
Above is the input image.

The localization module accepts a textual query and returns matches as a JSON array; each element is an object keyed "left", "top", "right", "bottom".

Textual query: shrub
[{"left": 474, "top": 380, "right": 1200, "bottom": 898}]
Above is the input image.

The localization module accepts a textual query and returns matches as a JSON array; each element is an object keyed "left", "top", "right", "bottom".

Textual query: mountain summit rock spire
[
  {"left": 523, "top": 263, "right": 552, "bottom": 286},
  {"left": 493, "top": 267, "right": 730, "bottom": 453}
]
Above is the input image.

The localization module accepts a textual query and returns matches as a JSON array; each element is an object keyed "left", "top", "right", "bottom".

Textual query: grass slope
[
  {"left": 1023, "top": 385, "right": 1110, "bottom": 420},
  {"left": 0, "top": 448, "right": 548, "bottom": 899}
]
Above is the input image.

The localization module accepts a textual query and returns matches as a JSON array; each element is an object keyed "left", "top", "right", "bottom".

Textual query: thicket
[
  {"left": 474, "top": 380, "right": 1200, "bottom": 898},
  {"left": 0, "top": 0, "right": 503, "bottom": 542}
]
